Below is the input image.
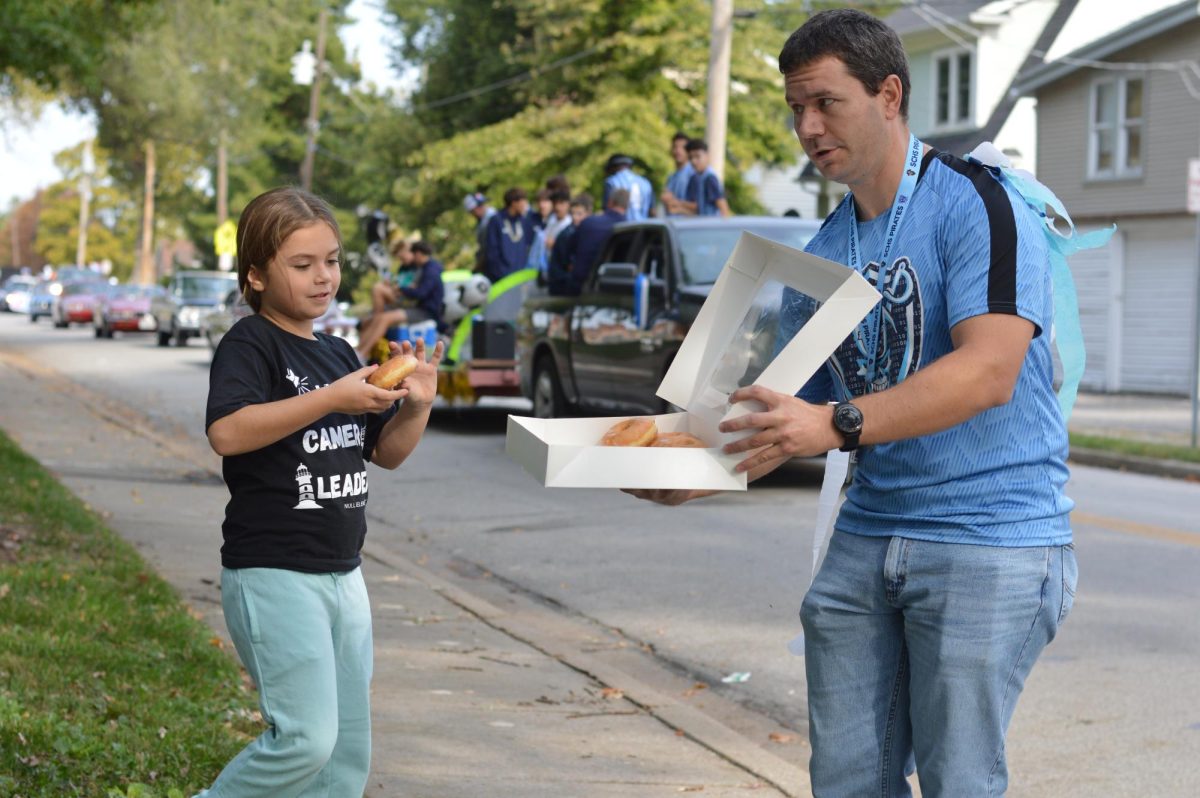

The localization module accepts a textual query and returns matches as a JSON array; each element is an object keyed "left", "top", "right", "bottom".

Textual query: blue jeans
[
  {"left": 800, "top": 531, "right": 1077, "bottom": 798},
  {"left": 196, "top": 567, "right": 374, "bottom": 798}
]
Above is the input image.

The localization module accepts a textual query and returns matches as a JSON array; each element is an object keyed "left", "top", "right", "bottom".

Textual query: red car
[
  {"left": 52, "top": 280, "right": 107, "bottom": 327},
  {"left": 93, "top": 284, "right": 164, "bottom": 338}
]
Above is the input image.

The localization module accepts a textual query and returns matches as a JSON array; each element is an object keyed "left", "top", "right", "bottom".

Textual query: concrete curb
[{"left": 1069, "top": 447, "right": 1200, "bottom": 482}]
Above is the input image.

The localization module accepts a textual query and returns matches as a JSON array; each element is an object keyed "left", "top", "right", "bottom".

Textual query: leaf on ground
[
  {"left": 600, "top": 687, "right": 624, "bottom": 700},
  {"left": 768, "top": 732, "right": 796, "bottom": 744}
]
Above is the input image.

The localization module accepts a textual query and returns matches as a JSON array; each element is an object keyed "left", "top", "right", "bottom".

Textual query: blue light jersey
[{"left": 785, "top": 149, "right": 1072, "bottom": 547}]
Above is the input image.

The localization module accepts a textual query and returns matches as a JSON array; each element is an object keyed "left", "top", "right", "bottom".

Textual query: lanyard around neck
[{"left": 847, "top": 133, "right": 922, "bottom": 393}]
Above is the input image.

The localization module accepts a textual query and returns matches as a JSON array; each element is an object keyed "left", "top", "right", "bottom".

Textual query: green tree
[
  {"left": 34, "top": 142, "right": 140, "bottom": 278},
  {"left": 386, "top": 0, "right": 801, "bottom": 263},
  {"left": 0, "top": 1, "right": 154, "bottom": 96}
]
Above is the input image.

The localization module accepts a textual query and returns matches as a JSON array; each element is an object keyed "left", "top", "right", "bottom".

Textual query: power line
[{"left": 409, "top": 45, "right": 606, "bottom": 113}]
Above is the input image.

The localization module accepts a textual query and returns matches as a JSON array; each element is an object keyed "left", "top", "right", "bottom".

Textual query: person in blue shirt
[
  {"left": 484, "top": 187, "right": 534, "bottom": 283},
  {"left": 603, "top": 154, "right": 653, "bottom": 221},
  {"left": 556, "top": 189, "right": 627, "bottom": 297},
  {"left": 660, "top": 131, "right": 695, "bottom": 216},
  {"left": 629, "top": 9, "right": 1076, "bottom": 797},
  {"left": 355, "top": 240, "right": 446, "bottom": 360},
  {"left": 399, "top": 241, "right": 444, "bottom": 332},
  {"left": 680, "top": 139, "right": 731, "bottom": 217},
  {"left": 462, "top": 192, "right": 496, "bottom": 274},
  {"left": 546, "top": 194, "right": 593, "bottom": 296}
]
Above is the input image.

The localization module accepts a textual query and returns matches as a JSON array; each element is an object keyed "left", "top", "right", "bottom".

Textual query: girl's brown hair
[{"left": 235, "top": 187, "right": 342, "bottom": 312}]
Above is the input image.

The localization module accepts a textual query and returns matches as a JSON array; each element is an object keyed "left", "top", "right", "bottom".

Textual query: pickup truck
[{"left": 516, "top": 216, "right": 821, "bottom": 417}]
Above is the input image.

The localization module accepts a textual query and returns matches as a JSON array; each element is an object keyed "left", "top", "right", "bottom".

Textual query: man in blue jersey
[
  {"left": 660, "top": 132, "right": 695, "bottom": 216},
  {"left": 680, "top": 139, "right": 731, "bottom": 217},
  {"left": 603, "top": 154, "right": 653, "bottom": 221},
  {"left": 630, "top": 9, "right": 1075, "bottom": 797}
]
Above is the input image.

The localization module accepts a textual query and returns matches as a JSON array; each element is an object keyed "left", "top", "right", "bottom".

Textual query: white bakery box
[{"left": 505, "top": 232, "right": 879, "bottom": 490}]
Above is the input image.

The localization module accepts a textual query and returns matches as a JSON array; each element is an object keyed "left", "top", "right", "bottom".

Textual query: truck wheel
[{"left": 533, "top": 357, "right": 567, "bottom": 419}]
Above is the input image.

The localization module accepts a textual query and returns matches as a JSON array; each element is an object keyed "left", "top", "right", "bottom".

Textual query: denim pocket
[{"left": 1058, "top": 543, "right": 1078, "bottom": 624}]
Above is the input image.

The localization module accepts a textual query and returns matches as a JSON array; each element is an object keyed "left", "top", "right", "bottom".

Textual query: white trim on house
[
  {"left": 1086, "top": 74, "right": 1147, "bottom": 181},
  {"left": 930, "top": 44, "right": 976, "bottom": 132}
]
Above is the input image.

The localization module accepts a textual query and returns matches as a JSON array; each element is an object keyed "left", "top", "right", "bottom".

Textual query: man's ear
[{"left": 880, "top": 74, "right": 904, "bottom": 120}]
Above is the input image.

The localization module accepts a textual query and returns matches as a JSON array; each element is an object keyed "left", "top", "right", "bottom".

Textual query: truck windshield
[
  {"left": 178, "top": 276, "right": 235, "bottom": 299},
  {"left": 677, "top": 225, "right": 817, "bottom": 285}
]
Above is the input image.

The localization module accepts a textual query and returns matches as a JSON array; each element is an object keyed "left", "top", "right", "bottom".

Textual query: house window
[
  {"left": 933, "top": 48, "right": 972, "bottom": 128},
  {"left": 1089, "top": 76, "right": 1144, "bottom": 179}
]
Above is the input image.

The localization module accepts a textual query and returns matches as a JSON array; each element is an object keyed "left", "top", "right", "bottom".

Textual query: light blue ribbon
[{"left": 967, "top": 144, "right": 1115, "bottom": 421}]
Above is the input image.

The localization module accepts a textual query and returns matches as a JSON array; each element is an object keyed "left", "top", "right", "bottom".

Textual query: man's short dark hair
[
  {"left": 550, "top": 189, "right": 571, "bottom": 204},
  {"left": 410, "top": 240, "right": 433, "bottom": 257},
  {"left": 545, "top": 174, "right": 570, "bottom": 194},
  {"left": 778, "top": 8, "right": 911, "bottom": 119},
  {"left": 608, "top": 188, "right": 630, "bottom": 210},
  {"left": 503, "top": 187, "right": 527, "bottom": 207},
  {"left": 672, "top": 131, "right": 690, "bottom": 143},
  {"left": 685, "top": 138, "right": 708, "bottom": 153},
  {"left": 571, "top": 192, "right": 594, "bottom": 212}
]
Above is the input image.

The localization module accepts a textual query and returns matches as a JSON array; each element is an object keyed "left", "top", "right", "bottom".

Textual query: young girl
[{"left": 198, "top": 187, "right": 442, "bottom": 797}]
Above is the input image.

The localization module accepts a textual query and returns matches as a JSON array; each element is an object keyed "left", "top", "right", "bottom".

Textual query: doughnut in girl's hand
[
  {"left": 649, "top": 432, "right": 707, "bottom": 448},
  {"left": 367, "top": 354, "right": 419, "bottom": 389},
  {"left": 600, "top": 417, "right": 658, "bottom": 447}
]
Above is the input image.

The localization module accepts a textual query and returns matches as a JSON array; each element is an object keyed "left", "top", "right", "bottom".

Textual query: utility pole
[
  {"left": 217, "top": 57, "right": 230, "bottom": 228},
  {"left": 138, "top": 139, "right": 157, "bottom": 285},
  {"left": 75, "top": 139, "right": 94, "bottom": 268},
  {"left": 706, "top": 0, "right": 733, "bottom": 182},
  {"left": 9, "top": 203, "right": 20, "bottom": 266},
  {"left": 217, "top": 128, "right": 229, "bottom": 227},
  {"left": 299, "top": 7, "right": 328, "bottom": 193}
]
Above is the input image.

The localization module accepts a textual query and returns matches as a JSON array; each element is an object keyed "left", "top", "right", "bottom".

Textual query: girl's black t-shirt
[{"left": 206, "top": 313, "right": 396, "bottom": 573}]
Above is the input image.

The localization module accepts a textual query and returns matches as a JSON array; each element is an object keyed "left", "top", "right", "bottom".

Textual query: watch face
[{"left": 835, "top": 403, "right": 863, "bottom": 434}]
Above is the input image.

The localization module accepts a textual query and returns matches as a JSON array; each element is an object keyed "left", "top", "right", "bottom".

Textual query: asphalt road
[{"left": 2, "top": 312, "right": 1197, "bottom": 796}]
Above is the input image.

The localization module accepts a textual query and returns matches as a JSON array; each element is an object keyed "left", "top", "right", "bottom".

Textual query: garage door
[
  {"left": 1069, "top": 230, "right": 1118, "bottom": 392},
  {"left": 1120, "top": 218, "right": 1196, "bottom": 395}
]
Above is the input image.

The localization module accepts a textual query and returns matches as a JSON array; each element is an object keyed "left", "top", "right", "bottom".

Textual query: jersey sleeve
[
  {"left": 940, "top": 164, "right": 1050, "bottom": 337},
  {"left": 206, "top": 331, "right": 272, "bottom": 430}
]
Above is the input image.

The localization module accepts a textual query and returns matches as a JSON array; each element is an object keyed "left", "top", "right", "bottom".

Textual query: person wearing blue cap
[{"left": 463, "top": 192, "right": 496, "bottom": 274}]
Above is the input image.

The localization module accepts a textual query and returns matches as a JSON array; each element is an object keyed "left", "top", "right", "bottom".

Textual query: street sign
[
  {"left": 214, "top": 220, "right": 237, "bottom": 256},
  {"left": 1188, "top": 158, "right": 1200, "bottom": 214}
]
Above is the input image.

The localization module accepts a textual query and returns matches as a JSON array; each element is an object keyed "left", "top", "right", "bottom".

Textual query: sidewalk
[
  {"left": 1067, "top": 391, "right": 1200, "bottom": 481},
  {"left": 0, "top": 351, "right": 809, "bottom": 796}
]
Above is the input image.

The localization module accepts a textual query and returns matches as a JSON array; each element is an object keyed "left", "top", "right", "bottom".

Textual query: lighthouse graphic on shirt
[{"left": 294, "top": 463, "right": 323, "bottom": 510}]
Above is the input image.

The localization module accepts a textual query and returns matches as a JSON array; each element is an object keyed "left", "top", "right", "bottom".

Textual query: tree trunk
[{"left": 138, "top": 139, "right": 157, "bottom": 285}]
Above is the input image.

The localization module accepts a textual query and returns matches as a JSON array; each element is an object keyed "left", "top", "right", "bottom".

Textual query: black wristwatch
[{"left": 832, "top": 402, "right": 863, "bottom": 452}]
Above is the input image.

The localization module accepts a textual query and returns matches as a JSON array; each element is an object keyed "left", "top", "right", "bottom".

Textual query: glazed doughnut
[
  {"left": 367, "top": 354, "right": 419, "bottom": 389},
  {"left": 649, "top": 432, "right": 708, "bottom": 448},
  {"left": 600, "top": 418, "right": 658, "bottom": 447}
]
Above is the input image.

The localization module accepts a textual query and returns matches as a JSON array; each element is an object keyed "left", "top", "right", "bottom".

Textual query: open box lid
[{"left": 658, "top": 232, "right": 880, "bottom": 439}]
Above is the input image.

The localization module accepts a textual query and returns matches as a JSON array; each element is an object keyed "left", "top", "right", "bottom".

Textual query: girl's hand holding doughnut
[
  {"left": 328, "top": 366, "right": 407, "bottom": 414},
  {"left": 390, "top": 337, "right": 444, "bottom": 409}
]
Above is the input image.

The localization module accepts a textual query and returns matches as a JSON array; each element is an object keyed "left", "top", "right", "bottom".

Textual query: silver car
[{"left": 151, "top": 270, "right": 238, "bottom": 347}]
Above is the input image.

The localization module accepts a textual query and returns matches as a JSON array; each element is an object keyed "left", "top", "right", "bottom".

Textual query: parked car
[
  {"left": 201, "top": 288, "right": 358, "bottom": 354},
  {"left": 200, "top": 287, "right": 252, "bottom": 352},
  {"left": 1, "top": 275, "right": 37, "bottom": 313},
  {"left": 517, "top": 216, "right": 822, "bottom": 417},
  {"left": 51, "top": 280, "right": 107, "bottom": 327},
  {"left": 151, "top": 270, "right": 238, "bottom": 347},
  {"left": 27, "top": 280, "right": 56, "bottom": 322},
  {"left": 93, "top": 284, "right": 164, "bottom": 338}
]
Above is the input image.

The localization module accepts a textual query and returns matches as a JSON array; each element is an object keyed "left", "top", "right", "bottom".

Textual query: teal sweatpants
[{"left": 195, "top": 567, "right": 373, "bottom": 798}]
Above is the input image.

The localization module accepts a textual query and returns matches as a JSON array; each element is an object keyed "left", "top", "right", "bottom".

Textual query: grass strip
[
  {"left": 1070, "top": 432, "right": 1200, "bottom": 465},
  {"left": 0, "top": 429, "right": 258, "bottom": 797}
]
